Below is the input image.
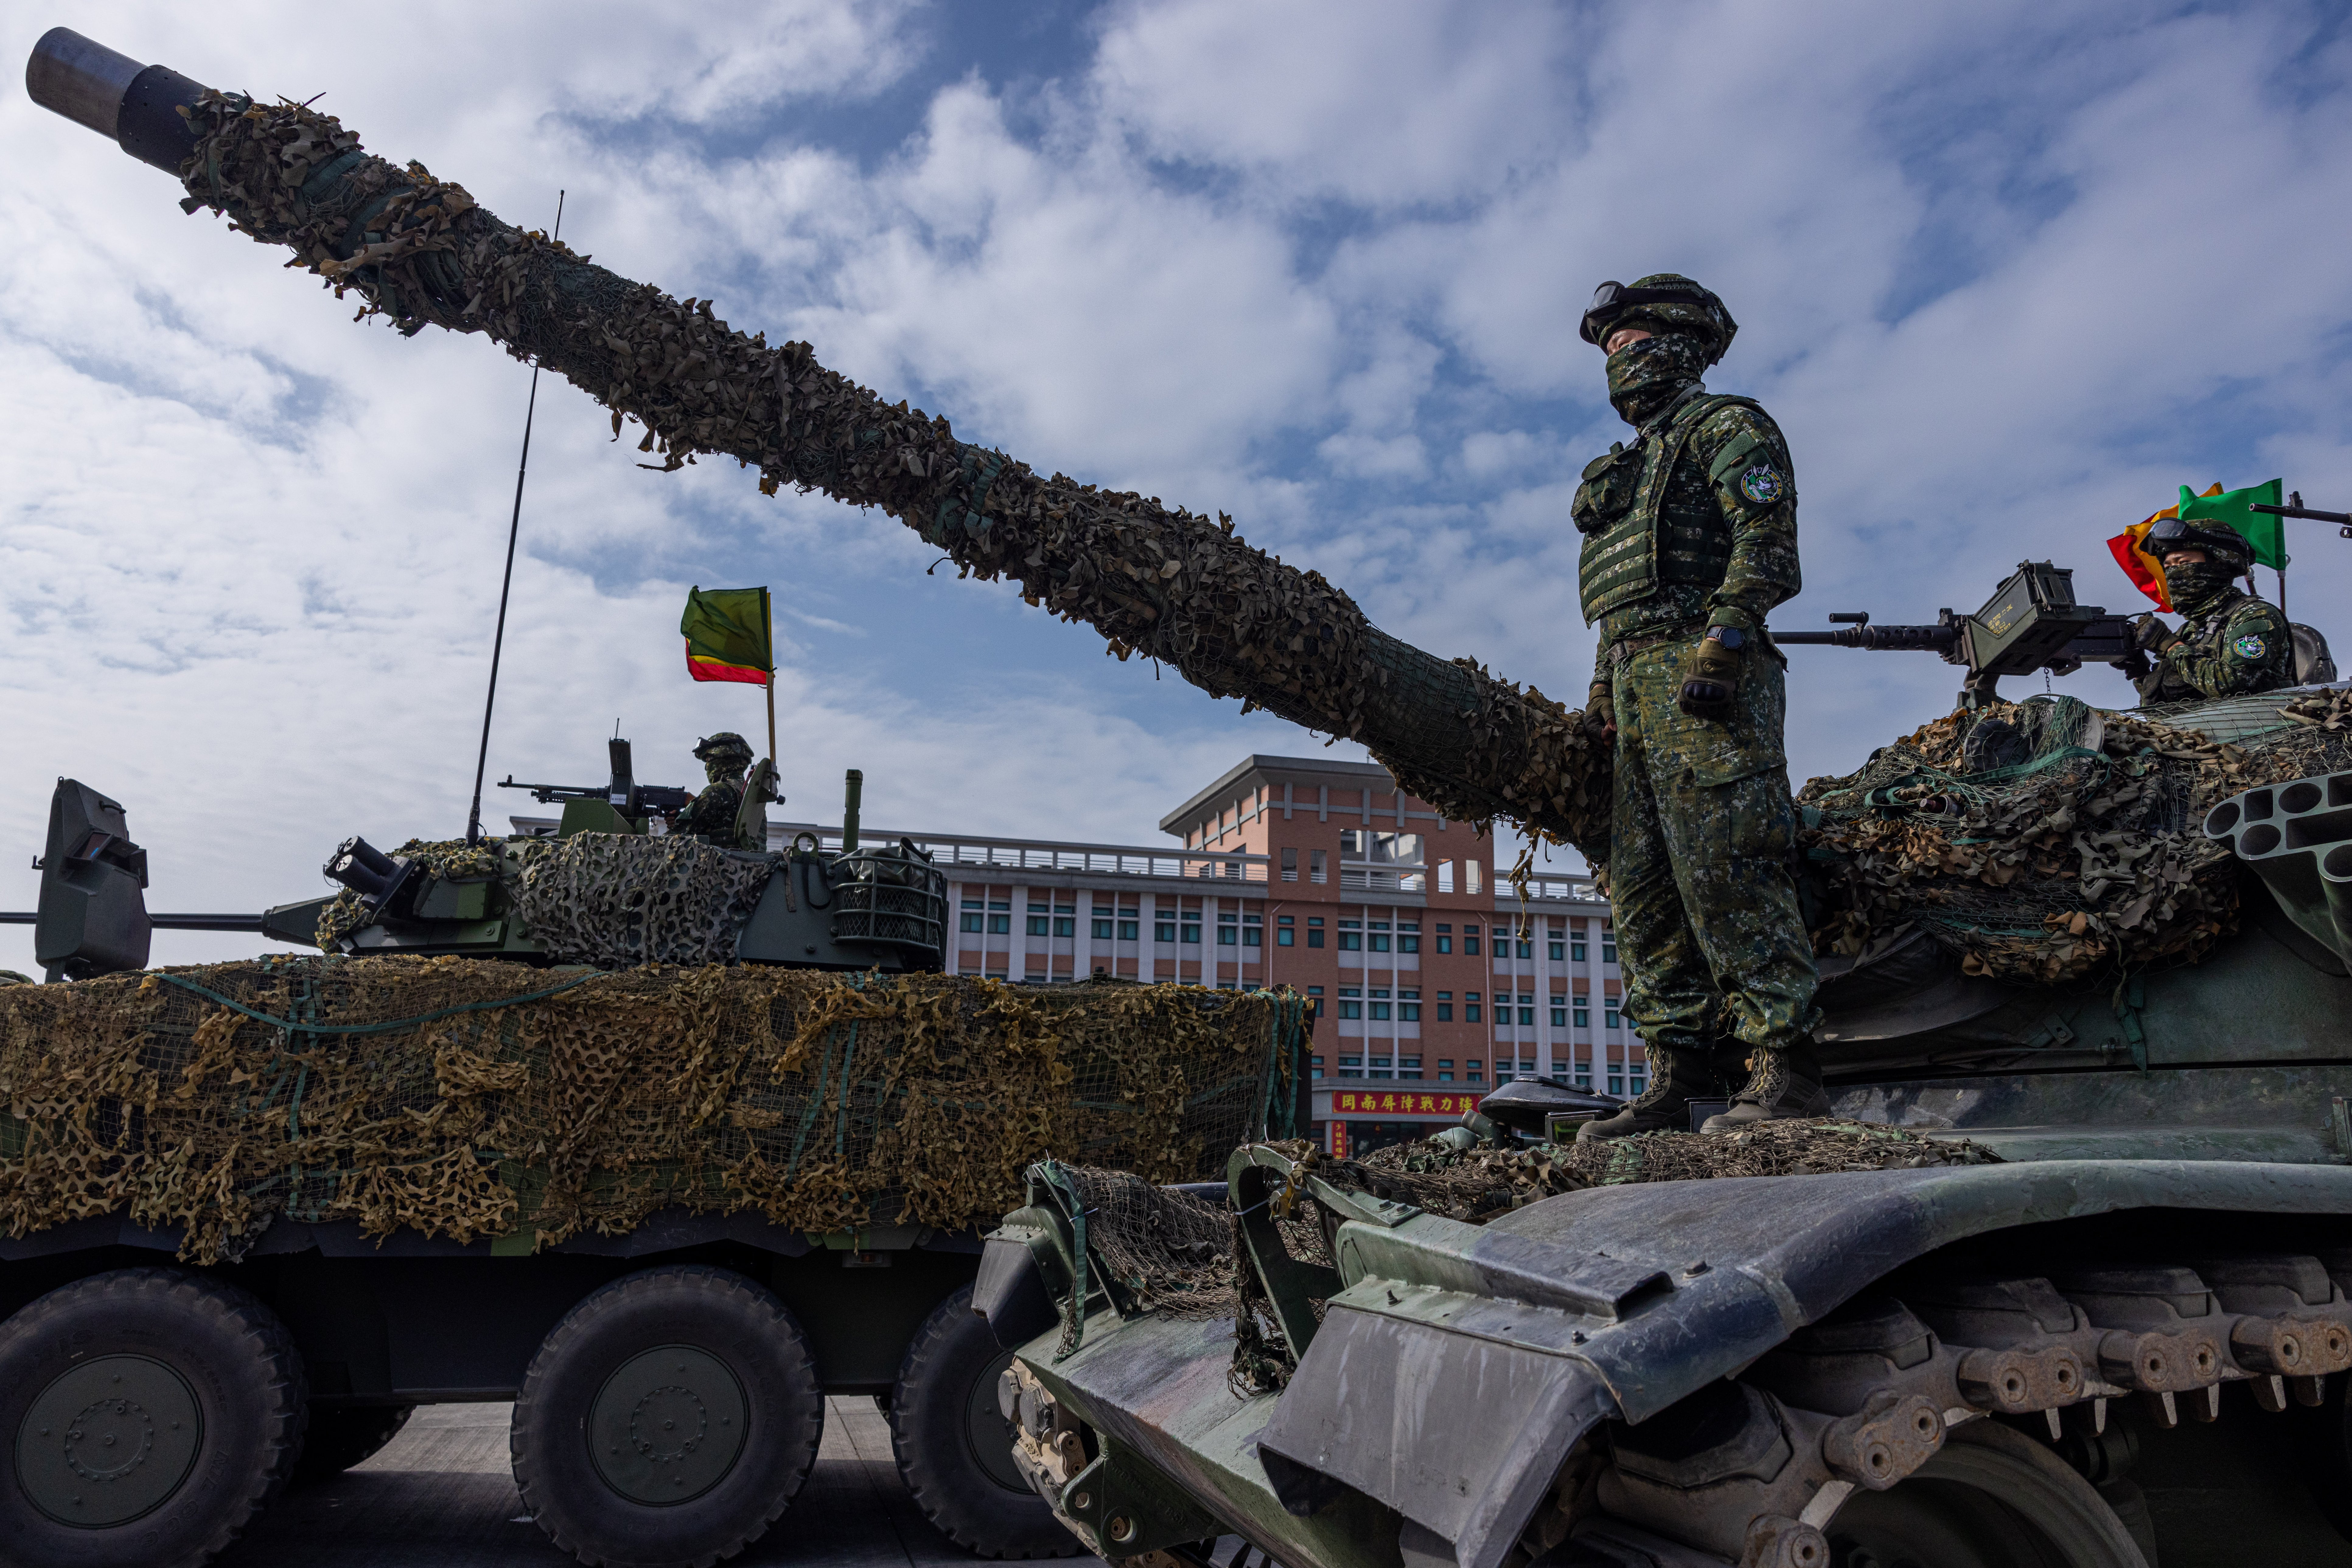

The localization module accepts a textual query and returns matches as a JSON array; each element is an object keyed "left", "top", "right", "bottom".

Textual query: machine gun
[
  {"left": 1775, "top": 560, "right": 2150, "bottom": 708},
  {"left": 497, "top": 738, "right": 695, "bottom": 835}
]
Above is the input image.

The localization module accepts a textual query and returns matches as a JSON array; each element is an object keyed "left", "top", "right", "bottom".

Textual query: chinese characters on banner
[
  {"left": 1328, "top": 1120, "right": 1350, "bottom": 1158},
  {"left": 1328, "top": 1090, "right": 1485, "bottom": 1117}
]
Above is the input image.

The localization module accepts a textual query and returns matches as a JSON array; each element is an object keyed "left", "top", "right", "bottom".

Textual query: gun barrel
[
  {"left": 1775, "top": 624, "right": 1959, "bottom": 651},
  {"left": 26, "top": 27, "right": 205, "bottom": 172},
  {"left": 2251, "top": 501, "right": 2352, "bottom": 526}
]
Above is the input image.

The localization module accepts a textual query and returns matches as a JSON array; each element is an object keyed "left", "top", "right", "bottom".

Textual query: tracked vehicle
[{"left": 24, "top": 26, "right": 2352, "bottom": 1566}]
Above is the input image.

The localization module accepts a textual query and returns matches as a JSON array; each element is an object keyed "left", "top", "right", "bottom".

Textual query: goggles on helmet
[
  {"left": 1579, "top": 278, "right": 1719, "bottom": 347},
  {"left": 2145, "top": 517, "right": 2249, "bottom": 560}
]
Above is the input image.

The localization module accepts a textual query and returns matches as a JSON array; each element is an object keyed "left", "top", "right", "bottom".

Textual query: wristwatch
[{"left": 1704, "top": 625, "right": 1745, "bottom": 650}]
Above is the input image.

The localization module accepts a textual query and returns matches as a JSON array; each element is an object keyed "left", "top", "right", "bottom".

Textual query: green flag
[
  {"left": 681, "top": 586, "right": 772, "bottom": 685},
  {"left": 2178, "top": 479, "right": 2286, "bottom": 568}
]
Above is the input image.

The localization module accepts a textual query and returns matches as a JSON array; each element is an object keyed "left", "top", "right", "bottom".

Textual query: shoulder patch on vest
[
  {"left": 2233, "top": 633, "right": 2268, "bottom": 660},
  {"left": 1739, "top": 465, "right": 1785, "bottom": 505}
]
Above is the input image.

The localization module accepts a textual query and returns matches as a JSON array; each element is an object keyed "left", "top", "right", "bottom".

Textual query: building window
[
  {"left": 1339, "top": 1055, "right": 1363, "bottom": 1079},
  {"left": 1244, "top": 913, "right": 1263, "bottom": 947},
  {"left": 1277, "top": 915, "right": 1296, "bottom": 947},
  {"left": 1054, "top": 911, "right": 1076, "bottom": 938},
  {"left": 1605, "top": 1006, "right": 1621, "bottom": 1030},
  {"left": 1370, "top": 922, "right": 1391, "bottom": 954},
  {"left": 1629, "top": 1072, "right": 1647, "bottom": 1096},
  {"left": 1339, "top": 988, "right": 1363, "bottom": 1020},
  {"left": 1399, "top": 989, "right": 1421, "bottom": 1022},
  {"left": 1118, "top": 914, "right": 1140, "bottom": 941},
  {"left": 1517, "top": 939, "right": 1533, "bottom": 960},
  {"left": 1436, "top": 990, "right": 1453, "bottom": 1021},
  {"left": 1181, "top": 919, "right": 1202, "bottom": 945},
  {"left": 1467, "top": 1061, "right": 1483, "bottom": 1082},
  {"left": 1218, "top": 919, "right": 1239, "bottom": 946},
  {"left": 1574, "top": 1069, "right": 1591, "bottom": 1090},
  {"left": 1370, "top": 989, "right": 1391, "bottom": 1022},
  {"left": 1310, "top": 1055, "right": 1324, "bottom": 1080},
  {"left": 1603, "top": 936, "right": 1618, "bottom": 964},
  {"left": 1281, "top": 846, "right": 1298, "bottom": 882},
  {"left": 961, "top": 907, "right": 984, "bottom": 934},
  {"left": 1310, "top": 849, "right": 1328, "bottom": 883},
  {"left": 1548, "top": 939, "right": 1565, "bottom": 961},
  {"left": 1155, "top": 917, "right": 1177, "bottom": 942},
  {"left": 1574, "top": 1004, "right": 1590, "bottom": 1029},
  {"left": 1399, "top": 1056, "right": 1423, "bottom": 1081},
  {"left": 1028, "top": 906, "right": 1051, "bottom": 938},
  {"left": 1307, "top": 985, "right": 1324, "bottom": 1017},
  {"left": 1518, "top": 996, "right": 1536, "bottom": 1026},
  {"left": 1399, "top": 924, "right": 1420, "bottom": 954},
  {"left": 1463, "top": 928, "right": 1481, "bottom": 956},
  {"left": 1551, "top": 1001, "right": 1568, "bottom": 1028},
  {"left": 1307, "top": 917, "right": 1325, "bottom": 949},
  {"left": 1465, "top": 992, "right": 1482, "bottom": 1024},
  {"left": 1572, "top": 940, "right": 1588, "bottom": 962},
  {"left": 1093, "top": 917, "right": 1115, "bottom": 940},
  {"left": 1369, "top": 1055, "right": 1392, "bottom": 1080},
  {"left": 1608, "top": 1073, "right": 1624, "bottom": 1095},
  {"left": 1338, "top": 920, "right": 1363, "bottom": 952},
  {"left": 988, "top": 899, "right": 1012, "bottom": 935}
]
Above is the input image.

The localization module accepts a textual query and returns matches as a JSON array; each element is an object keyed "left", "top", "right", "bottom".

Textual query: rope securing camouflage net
[
  {"left": 169, "top": 92, "right": 1610, "bottom": 859},
  {"left": 0, "top": 959, "right": 1304, "bottom": 1266},
  {"left": 1800, "top": 687, "right": 2352, "bottom": 985}
]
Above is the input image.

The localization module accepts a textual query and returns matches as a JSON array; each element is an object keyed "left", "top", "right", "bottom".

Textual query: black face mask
[
  {"left": 1605, "top": 331, "right": 1709, "bottom": 427},
  {"left": 2165, "top": 560, "right": 2240, "bottom": 615}
]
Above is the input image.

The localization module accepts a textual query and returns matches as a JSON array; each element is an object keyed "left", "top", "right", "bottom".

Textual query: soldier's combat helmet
[
  {"left": 2145, "top": 515, "right": 2254, "bottom": 568},
  {"left": 693, "top": 731, "right": 756, "bottom": 765},
  {"left": 1580, "top": 274, "right": 1740, "bottom": 365}
]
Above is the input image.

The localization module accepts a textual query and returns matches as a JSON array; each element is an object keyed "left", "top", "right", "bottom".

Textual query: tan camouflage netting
[
  {"left": 1800, "top": 686, "right": 2352, "bottom": 985},
  {"left": 0, "top": 959, "right": 1303, "bottom": 1266},
  {"left": 170, "top": 90, "right": 1610, "bottom": 862}
]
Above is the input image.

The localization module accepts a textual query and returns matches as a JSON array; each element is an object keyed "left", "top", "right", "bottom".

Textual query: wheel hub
[
  {"left": 588, "top": 1346, "right": 746, "bottom": 1505},
  {"left": 16, "top": 1355, "right": 202, "bottom": 1527}
]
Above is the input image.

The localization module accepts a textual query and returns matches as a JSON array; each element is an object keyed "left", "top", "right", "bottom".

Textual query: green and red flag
[
  {"left": 681, "top": 585, "right": 772, "bottom": 685},
  {"left": 2177, "top": 477, "right": 2287, "bottom": 568}
]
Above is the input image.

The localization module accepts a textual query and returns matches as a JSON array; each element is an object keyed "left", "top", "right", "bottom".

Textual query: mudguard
[{"left": 1025, "top": 1158, "right": 2352, "bottom": 1568}]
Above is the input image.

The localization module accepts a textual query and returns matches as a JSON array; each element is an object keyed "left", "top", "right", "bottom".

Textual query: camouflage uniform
[
  {"left": 1569, "top": 275, "right": 1825, "bottom": 1137},
  {"left": 2138, "top": 585, "right": 2294, "bottom": 702},
  {"left": 674, "top": 733, "right": 762, "bottom": 850}
]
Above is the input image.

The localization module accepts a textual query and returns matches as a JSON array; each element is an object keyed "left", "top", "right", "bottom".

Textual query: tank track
[{"left": 1569, "top": 1250, "right": 2352, "bottom": 1566}]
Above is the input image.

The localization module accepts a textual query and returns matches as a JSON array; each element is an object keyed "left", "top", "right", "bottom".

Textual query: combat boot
[
  {"left": 1576, "top": 1045, "right": 1725, "bottom": 1142},
  {"left": 1700, "top": 1041, "right": 1832, "bottom": 1132}
]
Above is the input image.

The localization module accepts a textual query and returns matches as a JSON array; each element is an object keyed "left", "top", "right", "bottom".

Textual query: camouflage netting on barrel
[
  {"left": 0, "top": 959, "right": 1304, "bottom": 1266},
  {"left": 169, "top": 93, "right": 1610, "bottom": 859},
  {"left": 1038, "top": 1121, "right": 1997, "bottom": 1388},
  {"left": 510, "top": 834, "right": 772, "bottom": 967},
  {"left": 1801, "top": 686, "right": 2352, "bottom": 985}
]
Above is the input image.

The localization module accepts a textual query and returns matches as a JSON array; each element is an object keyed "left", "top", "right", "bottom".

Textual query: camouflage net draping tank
[
  {"left": 0, "top": 958, "right": 1304, "bottom": 1266},
  {"left": 1798, "top": 685, "right": 2352, "bottom": 984},
  {"left": 163, "top": 91, "right": 1609, "bottom": 862}
]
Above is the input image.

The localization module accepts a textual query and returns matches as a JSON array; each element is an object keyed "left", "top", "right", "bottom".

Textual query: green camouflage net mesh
[
  {"left": 0, "top": 959, "right": 1304, "bottom": 1266},
  {"left": 1800, "top": 686, "right": 2352, "bottom": 985},
  {"left": 169, "top": 92, "right": 1610, "bottom": 859}
]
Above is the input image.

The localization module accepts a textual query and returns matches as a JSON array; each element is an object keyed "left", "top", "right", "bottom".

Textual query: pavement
[{"left": 220, "top": 1399, "right": 1108, "bottom": 1568}]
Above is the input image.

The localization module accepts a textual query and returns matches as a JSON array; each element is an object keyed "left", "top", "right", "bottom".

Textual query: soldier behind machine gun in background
[
  {"left": 2129, "top": 518, "right": 2304, "bottom": 702},
  {"left": 672, "top": 732, "right": 778, "bottom": 850}
]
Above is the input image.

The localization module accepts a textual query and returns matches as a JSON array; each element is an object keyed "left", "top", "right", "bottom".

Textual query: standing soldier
[
  {"left": 1570, "top": 275, "right": 1828, "bottom": 1139},
  {"left": 2131, "top": 519, "right": 2297, "bottom": 701}
]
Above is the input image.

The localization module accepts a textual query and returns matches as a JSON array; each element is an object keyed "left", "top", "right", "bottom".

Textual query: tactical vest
[{"left": 1572, "top": 393, "right": 1764, "bottom": 627}]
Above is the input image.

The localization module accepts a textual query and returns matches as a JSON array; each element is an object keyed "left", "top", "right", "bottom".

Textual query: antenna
[{"left": 465, "top": 190, "right": 565, "bottom": 846}]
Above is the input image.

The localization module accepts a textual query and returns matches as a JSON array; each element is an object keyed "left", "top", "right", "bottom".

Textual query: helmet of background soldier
[
  {"left": 2146, "top": 516, "right": 2254, "bottom": 568},
  {"left": 1579, "top": 273, "right": 1740, "bottom": 365},
  {"left": 693, "top": 732, "right": 756, "bottom": 765}
]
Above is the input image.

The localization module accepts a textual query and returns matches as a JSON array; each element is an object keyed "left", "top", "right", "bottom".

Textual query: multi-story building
[{"left": 516, "top": 753, "right": 1638, "bottom": 1156}]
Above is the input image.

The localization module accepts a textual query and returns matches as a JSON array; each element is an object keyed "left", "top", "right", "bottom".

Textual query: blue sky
[{"left": 5, "top": 0, "right": 2352, "bottom": 973}]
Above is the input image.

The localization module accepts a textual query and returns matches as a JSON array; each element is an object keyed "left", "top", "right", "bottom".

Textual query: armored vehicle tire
[
  {"left": 291, "top": 1403, "right": 413, "bottom": 1485},
  {"left": 1825, "top": 1420, "right": 2148, "bottom": 1568},
  {"left": 889, "top": 1285, "right": 1078, "bottom": 1558},
  {"left": 512, "top": 1263, "right": 824, "bottom": 1568},
  {"left": 0, "top": 1267, "right": 306, "bottom": 1568}
]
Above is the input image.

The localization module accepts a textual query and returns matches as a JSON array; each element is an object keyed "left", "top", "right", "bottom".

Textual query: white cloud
[{"left": 6, "top": 0, "right": 2352, "bottom": 979}]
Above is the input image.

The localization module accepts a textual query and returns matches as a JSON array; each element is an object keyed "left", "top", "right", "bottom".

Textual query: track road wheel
[
  {"left": 1826, "top": 1420, "right": 2149, "bottom": 1568},
  {"left": 292, "top": 1403, "right": 413, "bottom": 1485},
  {"left": 0, "top": 1267, "right": 306, "bottom": 1568},
  {"left": 512, "top": 1263, "right": 823, "bottom": 1568},
  {"left": 889, "top": 1284, "right": 1078, "bottom": 1558}
]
